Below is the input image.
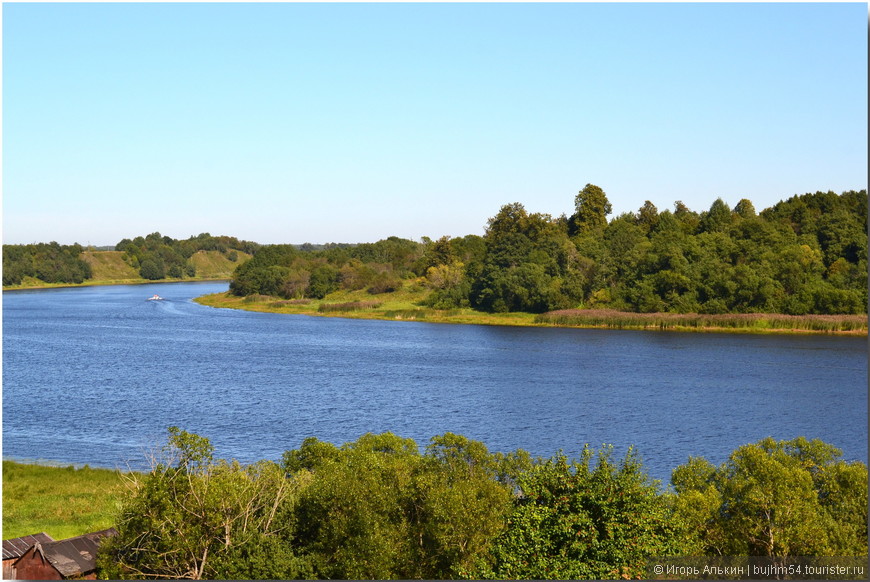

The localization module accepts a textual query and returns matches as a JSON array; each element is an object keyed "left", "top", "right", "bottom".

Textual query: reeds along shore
[
  {"left": 535, "top": 309, "right": 868, "bottom": 333},
  {"left": 200, "top": 291, "right": 867, "bottom": 335}
]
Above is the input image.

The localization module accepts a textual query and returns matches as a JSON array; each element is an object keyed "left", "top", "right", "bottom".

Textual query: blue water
[{"left": 2, "top": 281, "right": 867, "bottom": 483}]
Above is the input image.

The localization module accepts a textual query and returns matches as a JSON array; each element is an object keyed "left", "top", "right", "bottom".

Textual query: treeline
[
  {"left": 115, "top": 232, "right": 259, "bottom": 281},
  {"left": 228, "top": 236, "right": 474, "bottom": 298},
  {"left": 230, "top": 187, "right": 868, "bottom": 315},
  {"left": 2, "top": 242, "right": 92, "bottom": 286},
  {"left": 2, "top": 233, "right": 259, "bottom": 285},
  {"left": 98, "top": 430, "right": 867, "bottom": 580}
]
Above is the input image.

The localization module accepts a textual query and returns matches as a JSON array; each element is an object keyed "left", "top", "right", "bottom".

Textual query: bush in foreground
[
  {"left": 98, "top": 431, "right": 867, "bottom": 579},
  {"left": 671, "top": 437, "right": 868, "bottom": 560}
]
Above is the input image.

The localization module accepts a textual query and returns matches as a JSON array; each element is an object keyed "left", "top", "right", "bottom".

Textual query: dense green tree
[
  {"left": 699, "top": 198, "right": 733, "bottom": 233},
  {"left": 671, "top": 437, "right": 869, "bottom": 561},
  {"left": 307, "top": 264, "right": 340, "bottom": 299},
  {"left": 137, "top": 258, "right": 165, "bottom": 280},
  {"left": 636, "top": 200, "right": 660, "bottom": 234},
  {"left": 570, "top": 183, "right": 612, "bottom": 235},
  {"left": 97, "top": 428, "right": 311, "bottom": 580},
  {"left": 476, "top": 446, "right": 688, "bottom": 580},
  {"left": 673, "top": 200, "right": 702, "bottom": 234},
  {"left": 284, "top": 432, "right": 513, "bottom": 580},
  {"left": 3, "top": 242, "right": 92, "bottom": 285},
  {"left": 734, "top": 198, "right": 757, "bottom": 220},
  {"left": 97, "top": 430, "right": 866, "bottom": 580},
  {"left": 415, "top": 235, "right": 456, "bottom": 275},
  {"left": 213, "top": 187, "right": 866, "bottom": 316},
  {"left": 471, "top": 204, "right": 580, "bottom": 313}
]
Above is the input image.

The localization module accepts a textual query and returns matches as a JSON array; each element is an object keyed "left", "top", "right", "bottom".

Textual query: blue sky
[{"left": 3, "top": 2, "right": 867, "bottom": 246}]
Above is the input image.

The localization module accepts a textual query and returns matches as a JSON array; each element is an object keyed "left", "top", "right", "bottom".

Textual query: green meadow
[{"left": 2, "top": 461, "right": 128, "bottom": 540}]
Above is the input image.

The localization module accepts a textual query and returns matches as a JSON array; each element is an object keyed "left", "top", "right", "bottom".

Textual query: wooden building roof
[
  {"left": 19, "top": 528, "right": 117, "bottom": 578},
  {"left": 2, "top": 533, "right": 54, "bottom": 561}
]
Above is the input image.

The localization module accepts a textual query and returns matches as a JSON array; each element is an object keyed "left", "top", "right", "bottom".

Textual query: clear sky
[{"left": 2, "top": 2, "right": 867, "bottom": 246}]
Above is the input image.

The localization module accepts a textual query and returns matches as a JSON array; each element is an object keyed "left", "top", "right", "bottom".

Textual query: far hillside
[
  {"left": 189, "top": 249, "right": 252, "bottom": 279},
  {"left": 3, "top": 233, "right": 256, "bottom": 288},
  {"left": 81, "top": 250, "right": 139, "bottom": 281}
]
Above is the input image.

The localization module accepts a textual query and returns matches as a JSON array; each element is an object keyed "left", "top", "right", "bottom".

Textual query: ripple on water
[{"left": 3, "top": 282, "right": 867, "bottom": 482}]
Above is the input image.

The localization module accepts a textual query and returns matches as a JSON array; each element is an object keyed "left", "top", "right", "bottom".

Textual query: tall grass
[
  {"left": 242, "top": 294, "right": 274, "bottom": 303},
  {"left": 535, "top": 309, "right": 868, "bottom": 333},
  {"left": 382, "top": 308, "right": 429, "bottom": 320},
  {"left": 2, "top": 461, "right": 128, "bottom": 540},
  {"left": 318, "top": 300, "right": 382, "bottom": 313},
  {"left": 270, "top": 299, "right": 312, "bottom": 306}
]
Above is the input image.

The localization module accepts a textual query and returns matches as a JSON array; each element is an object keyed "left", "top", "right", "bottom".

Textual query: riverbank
[
  {"left": 194, "top": 291, "right": 868, "bottom": 335},
  {"left": 1, "top": 461, "right": 128, "bottom": 540},
  {"left": 3, "top": 276, "right": 231, "bottom": 292}
]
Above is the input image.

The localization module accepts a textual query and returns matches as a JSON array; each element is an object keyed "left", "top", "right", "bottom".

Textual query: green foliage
[
  {"left": 165, "top": 426, "right": 214, "bottom": 471},
  {"left": 98, "top": 429, "right": 310, "bottom": 580},
  {"left": 285, "top": 432, "right": 513, "bottom": 580},
  {"left": 471, "top": 203, "right": 582, "bottom": 313},
  {"left": 671, "top": 437, "right": 869, "bottom": 560},
  {"left": 307, "top": 264, "right": 340, "bottom": 298},
  {"left": 218, "top": 188, "right": 865, "bottom": 316},
  {"left": 96, "top": 432, "right": 866, "bottom": 579},
  {"left": 570, "top": 183, "right": 613, "bottom": 235},
  {"left": 113, "top": 232, "right": 257, "bottom": 283},
  {"left": 229, "top": 239, "right": 423, "bottom": 300},
  {"left": 476, "top": 446, "right": 688, "bottom": 580},
  {"left": 596, "top": 190, "right": 867, "bottom": 314},
  {"left": 138, "top": 257, "right": 165, "bottom": 280},
  {"left": 3, "top": 242, "right": 92, "bottom": 285}
]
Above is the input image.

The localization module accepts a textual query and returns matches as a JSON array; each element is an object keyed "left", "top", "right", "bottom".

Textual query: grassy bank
[
  {"left": 2, "top": 461, "right": 128, "bottom": 540},
  {"left": 196, "top": 288, "right": 540, "bottom": 327},
  {"left": 194, "top": 289, "right": 867, "bottom": 335}
]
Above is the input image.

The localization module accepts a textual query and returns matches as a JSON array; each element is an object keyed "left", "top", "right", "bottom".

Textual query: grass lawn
[{"left": 2, "top": 461, "right": 129, "bottom": 540}]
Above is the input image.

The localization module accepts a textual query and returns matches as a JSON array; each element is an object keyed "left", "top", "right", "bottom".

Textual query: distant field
[
  {"left": 188, "top": 249, "right": 251, "bottom": 278},
  {"left": 2, "top": 461, "right": 128, "bottom": 540},
  {"left": 81, "top": 250, "right": 139, "bottom": 281}
]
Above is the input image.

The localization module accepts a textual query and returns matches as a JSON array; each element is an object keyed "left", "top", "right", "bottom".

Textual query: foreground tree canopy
[
  {"left": 98, "top": 431, "right": 867, "bottom": 580},
  {"left": 227, "top": 187, "right": 867, "bottom": 315}
]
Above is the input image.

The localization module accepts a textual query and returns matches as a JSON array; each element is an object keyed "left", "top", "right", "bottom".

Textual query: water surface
[{"left": 3, "top": 282, "right": 866, "bottom": 482}]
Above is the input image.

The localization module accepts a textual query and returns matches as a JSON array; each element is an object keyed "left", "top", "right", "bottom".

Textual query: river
[{"left": 2, "top": 281, "right": 866, "bottom": 483}]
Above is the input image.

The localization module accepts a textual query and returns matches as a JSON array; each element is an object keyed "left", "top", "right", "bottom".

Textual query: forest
[
  {"left": 97, "top": 429, "right": 868, "bottom": 580},
  {"left": 2, "top": 232, "right": 259, "bottom": 286},
  {"left": 1, "top": 241, "right": 93, "bottom": 285},
  {"left": 3, "top": 188, "right": 867, "bottom": 317},
  {"left": 229, "top": 187, "right": 868, "bottom": 315}
]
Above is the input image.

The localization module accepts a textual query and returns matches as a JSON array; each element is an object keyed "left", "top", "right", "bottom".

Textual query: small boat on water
[{"left": 147, "top": 294, "right": 164, "bottom": 301}]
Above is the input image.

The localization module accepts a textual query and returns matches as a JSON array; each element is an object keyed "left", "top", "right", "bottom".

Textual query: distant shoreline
[
  {"left": 194, "top": 291, "right": 868, "bottom": 336},
  {"left": 2, "top": 277, "right": 231, "bottom": 292},
  {"left": 5, "top": 279, "right": 864, "bottom": 335}
]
